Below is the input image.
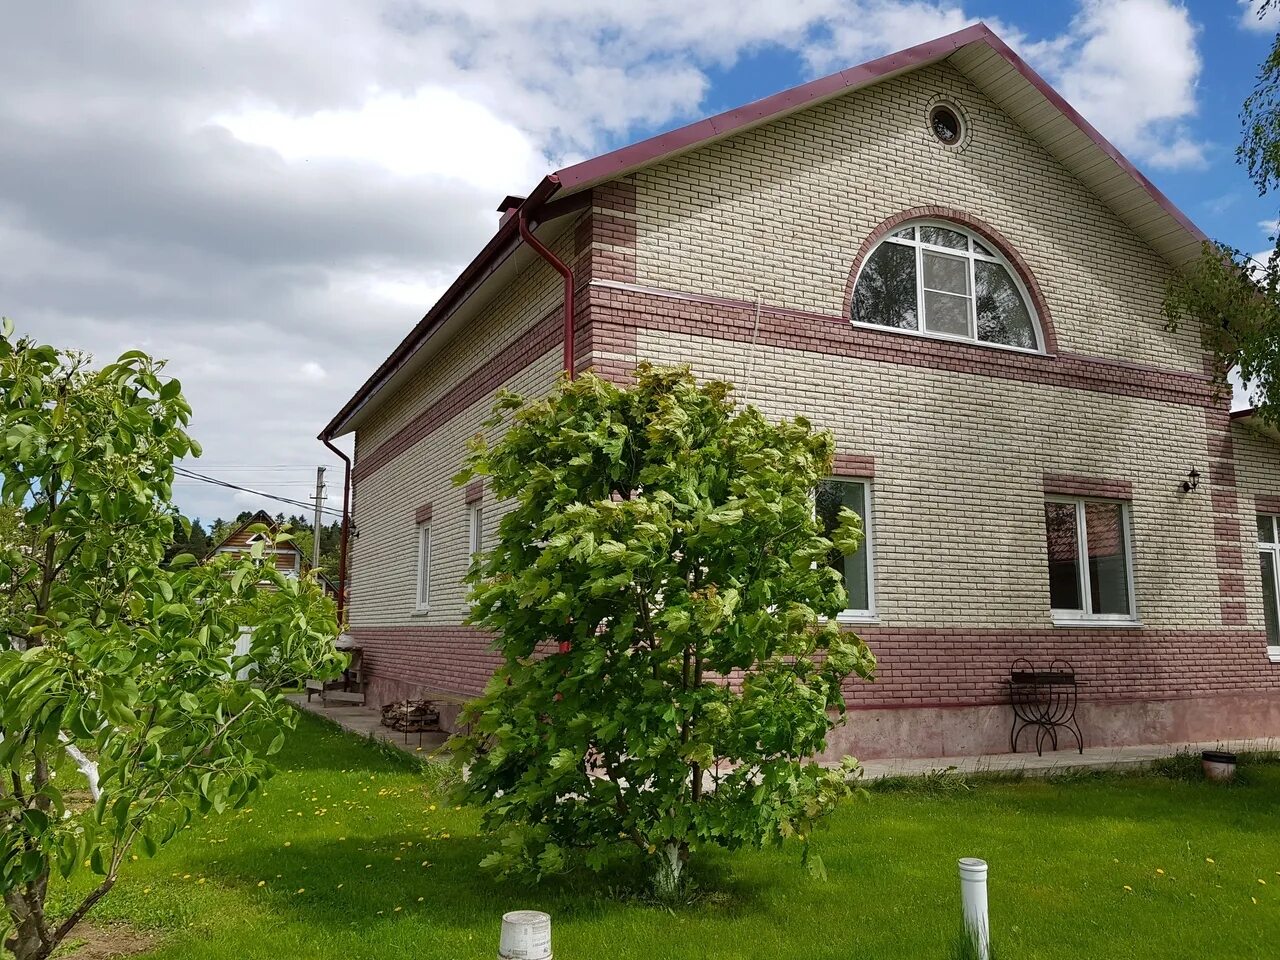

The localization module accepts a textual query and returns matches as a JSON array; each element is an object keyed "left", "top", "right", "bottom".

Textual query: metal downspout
[
  {"left": 518, "top": 207, "right": 576, "bottom": 379},
  {"left": 320, "top": 437, "right": 352, "bottom": 624}
]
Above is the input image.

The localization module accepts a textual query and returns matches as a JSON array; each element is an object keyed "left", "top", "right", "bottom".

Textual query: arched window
[{"left": 851, "top": 221, "right": 1042, "bottom": 351}]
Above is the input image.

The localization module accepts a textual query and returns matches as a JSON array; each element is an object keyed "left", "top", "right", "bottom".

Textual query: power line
[{"left": 172, "top": 466, "right": 345, "bottom": 518}]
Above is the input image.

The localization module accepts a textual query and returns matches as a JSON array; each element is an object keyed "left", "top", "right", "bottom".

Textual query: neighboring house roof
[
  {"left": 205, "top": 510, "right": 338, "bottom": 594},
  {"left": 205, "top": 509, "right": 287, "bottom": 559},
  {"left": 321, "top": 21, "right": 1210, "bottom": 442}
]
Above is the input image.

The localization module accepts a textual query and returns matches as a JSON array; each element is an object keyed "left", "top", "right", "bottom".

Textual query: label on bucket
[{"left": 499, "top": 911, "right": 552, "bottom": 960}]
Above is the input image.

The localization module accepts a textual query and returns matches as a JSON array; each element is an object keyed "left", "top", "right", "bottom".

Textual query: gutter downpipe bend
[
  {"left": 518, "top": 206, "right": 575, "bottom": 380},
  {"left": 320, "top": 436, "right": 353, "bottom": 625}
]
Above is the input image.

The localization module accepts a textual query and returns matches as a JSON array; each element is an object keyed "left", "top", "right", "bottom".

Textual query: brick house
[{"left": 320, "top": 24, "right": 1280, "bottom": 759}]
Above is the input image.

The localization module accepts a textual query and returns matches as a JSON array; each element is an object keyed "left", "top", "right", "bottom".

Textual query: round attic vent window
[{"left": 929, "top": 104, "right": 963, "bottom": 145}]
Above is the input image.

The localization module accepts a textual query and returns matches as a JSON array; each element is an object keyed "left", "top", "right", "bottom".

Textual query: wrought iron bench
[{"left": 1008, "top": 658, "right": 1083, "bottom": 756}]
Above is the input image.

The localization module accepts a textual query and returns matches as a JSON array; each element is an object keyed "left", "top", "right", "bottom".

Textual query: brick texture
[
  {"left": 340, "top": 54, "right": 1280, "bottom": 754},
  {"left": 629, "top": 61, "right": 1205, "bottom": 374}
]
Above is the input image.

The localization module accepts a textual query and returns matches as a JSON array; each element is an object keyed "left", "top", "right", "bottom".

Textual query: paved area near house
[
  {"left": 856, "top": 737, "right": 1280, "bottom": 780},
  {"left": 288, "top": 693, "right": 450, "bottom": 756}
]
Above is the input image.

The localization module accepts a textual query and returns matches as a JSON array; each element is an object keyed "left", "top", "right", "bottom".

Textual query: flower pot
[{"left": 1202, "top": 750, "right": 1237, "bottom": 782}]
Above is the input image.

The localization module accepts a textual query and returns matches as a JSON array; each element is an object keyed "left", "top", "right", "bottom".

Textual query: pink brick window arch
[{"left": 842, "top": 206, "right": 1058, "bottom": 354}]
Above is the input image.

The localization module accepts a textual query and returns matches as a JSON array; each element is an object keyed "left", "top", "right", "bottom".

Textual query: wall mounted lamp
[{"left": 1181, "top": 468, "right": 1201, "bottom": 494}]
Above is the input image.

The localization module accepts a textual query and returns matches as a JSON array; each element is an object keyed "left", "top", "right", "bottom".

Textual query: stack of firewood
[{"left": 379, "top": 699, "right": 441, "bottom": 733}]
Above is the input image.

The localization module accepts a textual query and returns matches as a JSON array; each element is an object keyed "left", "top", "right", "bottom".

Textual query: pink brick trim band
[
  {"left": 1256, "top": 494, "right": 1280, "bottom": 515},
  {"left": 465, "top": 480, "right": 484, "bottom": 505},
  {"left": 414, "top": 502, "right": 433, "bottom": 524},
  {"left": 832, "top": 453, "right": 876, "bottom": 477},
  {"left": 1042, "top": 472, "right": 1133, "bottom": 500},
  {"left": 589, "top": 281, "right": 1215, "bottom": 409},
  {"left": 348, "top": 623, "right": 1275, "bottom": 710}
]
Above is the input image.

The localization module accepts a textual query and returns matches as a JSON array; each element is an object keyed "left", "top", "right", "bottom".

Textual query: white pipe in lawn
[
  {"left": 498, "top": 910, "right": 552, "bottom": 960},
  {"left": 958, "top": 858, "right": 990, "bottom": 960}
]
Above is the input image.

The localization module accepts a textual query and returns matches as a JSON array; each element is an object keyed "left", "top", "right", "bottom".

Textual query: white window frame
[
  {"left": 414, "top": 521, "right": 431, "bottom": 612},
  {"left": 851, "top": 219, "right": 1045, "bottom": 354},
  {"left": 1045, "top": 495, "right": 1138, "bottom": 626},
  {"left": 1259, "top": 514, "right": 1280, "bottom": 661},
  {"left": 815, "top": 477, "right": 876, "bottom": 623}
]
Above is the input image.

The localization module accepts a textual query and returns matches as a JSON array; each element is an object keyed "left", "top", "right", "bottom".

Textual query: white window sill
[
  {"left": 1051, "top": 616, "right": 1143, "bottom": 629},
  {"left": 1268, "top": 646, "right": 1280, "bottom": 664},
  {"left": 850, "top": 320, "right": 1049, "bottom": 357},
  {"left": 835, "top": 612, "right": 879, "bottom": 625},
  {"left": 411, "top": 606, "right": 431, "bottom": 616}
]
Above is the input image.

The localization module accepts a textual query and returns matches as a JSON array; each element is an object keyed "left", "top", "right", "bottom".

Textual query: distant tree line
[{"left": 165, "top": 511, "right": 343, "bottom": 582}]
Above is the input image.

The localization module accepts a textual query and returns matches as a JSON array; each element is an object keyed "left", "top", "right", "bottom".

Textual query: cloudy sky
[{"left": 3, "top": 0, "right": 1276, "bottom": 523}]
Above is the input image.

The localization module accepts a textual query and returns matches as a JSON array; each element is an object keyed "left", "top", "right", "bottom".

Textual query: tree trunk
[
  {"left": 653, "top": 841, "right": 685, "bottom": 898},
  {"left": 4, "top": 890, "right": 53, "bottom": 960}
]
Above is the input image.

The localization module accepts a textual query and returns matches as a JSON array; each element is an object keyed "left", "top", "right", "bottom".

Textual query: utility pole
[{"left": 311, "top": 466, "right": 326, "bottom": 568}]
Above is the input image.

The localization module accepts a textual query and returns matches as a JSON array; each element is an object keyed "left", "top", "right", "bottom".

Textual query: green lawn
[{"left": 51, "top": 712, "right": 1280, "bottom": 960}]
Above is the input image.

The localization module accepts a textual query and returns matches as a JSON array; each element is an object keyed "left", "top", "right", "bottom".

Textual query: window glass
[
  {"left": 923, "top": 291, "right": 970, "bottom": 336},
  {"left": 416, "top": 524, "right": 431, "bottom": 609},
  {"left": 922, "top": 251, "right": 969, "bottom": 294},
  {"left": 852, "top": 242, "right": 918, "bottom": 329},
  {"left": 1259, "top": 515, "right": 1276, "bottom": 544},
  {"left": 1085, "top": 501, "right": 1131, "bottom": 616},
  {"left": 1044, "top": 502, "right": 1082, "bottom": 611},
  {"left": 1045, "top": 498, "right": 1134, "bottom": 620},
  {"left": 1261, "top": 551, "right": 1279, "bottom": 647},
  {"left": 816, "top": 479, "right": 870, "bottom": 612},
  {"left": 975, "top": 261, "right": 1036, "bottom": 349},
  {"left": 853, "top": 219, "right": 1040, "bottom": 350},
  {"left": 920, "top": 225, "right": 967, "bottom": 249},
  {"left": 469, "top": 505, "right": 484, "bottom": 558}
]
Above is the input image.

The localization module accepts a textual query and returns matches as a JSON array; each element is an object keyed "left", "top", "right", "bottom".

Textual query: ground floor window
[
  {"left": 468, "top": 503, "right": 484, "bottom": 561},
  {"left": 1260, "top": 514, "right": 1279, "bottom": 653},
  {"left": 815, "top": 478, "right": 874, "bottom": 619},
  {"left": 1044, "top": 497, "right": 1135, "bottom": 623},
  {"left": 415, "top": 521, "right": 431, "bottom": 611}
]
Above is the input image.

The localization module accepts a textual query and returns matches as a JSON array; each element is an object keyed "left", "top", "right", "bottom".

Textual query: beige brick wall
[
  {"left": 637, "top": 328, "right": 1220, "bottom": 629},
  {"left": 349, "top": 349, "right": 562, "bottom": 629},
  {"left": 348, "top": 219, "right": 580, "bottom": 629},
  {"left": 630, "top": 60, "right": 1204, "bottom": 374}
]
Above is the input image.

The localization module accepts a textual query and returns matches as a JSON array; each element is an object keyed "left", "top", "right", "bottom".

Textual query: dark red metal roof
[{"left": 321, "top": 21, "right": 1207, "bottom": 440}]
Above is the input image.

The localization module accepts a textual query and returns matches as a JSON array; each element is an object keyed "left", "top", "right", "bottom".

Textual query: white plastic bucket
[
  {"left": 498, "top": 910, "right": 552, "bottom": 960},
  {"left": 958, "top": 857, "right": 990, "bottom": 960}
]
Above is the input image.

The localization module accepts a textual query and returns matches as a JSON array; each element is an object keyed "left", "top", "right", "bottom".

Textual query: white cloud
[
  {"left": 0, "top": 0, "right": 1219, "bottom": 521},
  {"left": 214, "top": 88, "right": 547, "bottom": 188},
  {"left": 1031, "top": 0, "right": 1208, "bottom": 171},
  {"left": 804, "top": 2, "right": 978, "bottom": 71},
  {"left": 1239, "top": 0, "right": 1280, "bottom": 32}
]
